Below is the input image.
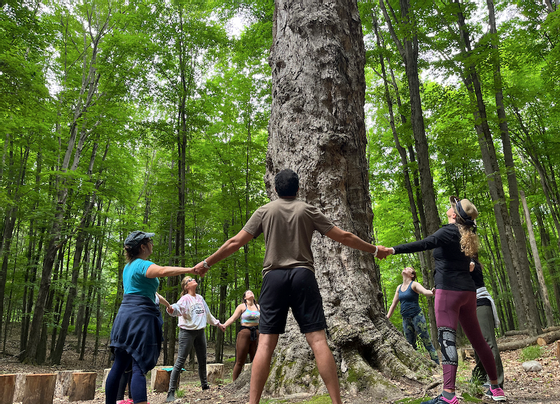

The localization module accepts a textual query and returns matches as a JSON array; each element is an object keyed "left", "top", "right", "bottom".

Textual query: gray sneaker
[{"left": 166, "top": 391, "right": 176, "bottom": 402}]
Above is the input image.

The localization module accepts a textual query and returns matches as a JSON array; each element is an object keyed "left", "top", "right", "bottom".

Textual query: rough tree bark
[{"left": 244, "top": 0, "right": 434, "bottom": 398}]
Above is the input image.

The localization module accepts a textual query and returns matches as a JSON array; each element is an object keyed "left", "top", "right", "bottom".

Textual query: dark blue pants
[{"left": 105, "top": 348, "right": 147, "bottom": 404}]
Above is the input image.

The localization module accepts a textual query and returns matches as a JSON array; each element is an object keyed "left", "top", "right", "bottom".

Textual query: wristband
[
  {"left": 373, "top": 245, "right": 378, "bottom": 258},
  {"left": 203, "top": 259, "right": 210, "bottom": 269}
]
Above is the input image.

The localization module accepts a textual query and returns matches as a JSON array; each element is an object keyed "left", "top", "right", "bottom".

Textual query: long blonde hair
[{"left": 457, "top": 222, "right": 479, "bottom": 257}]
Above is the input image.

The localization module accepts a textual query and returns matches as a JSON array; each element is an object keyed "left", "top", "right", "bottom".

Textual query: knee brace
[{"left": 438, "top": 327, "right": 458, "bottom": 367}]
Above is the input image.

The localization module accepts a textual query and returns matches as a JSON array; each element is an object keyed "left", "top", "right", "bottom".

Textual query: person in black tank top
[{"left": 386, "top": 267, "right": 439, "bottom": 364}]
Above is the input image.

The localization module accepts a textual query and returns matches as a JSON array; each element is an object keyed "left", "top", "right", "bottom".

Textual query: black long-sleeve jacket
[{"left": 392, "top": 224, "right": 475, "bottom": 291}]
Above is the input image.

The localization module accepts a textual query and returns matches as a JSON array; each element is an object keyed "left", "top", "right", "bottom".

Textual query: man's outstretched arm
[
  {"left": 194, "top": 229, "right": 254, "bottom": 275},
  {"left": 325, "top": 226, "right": 389, "bottom": 258}
]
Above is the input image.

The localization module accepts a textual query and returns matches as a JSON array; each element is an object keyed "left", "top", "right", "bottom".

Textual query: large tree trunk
[{"left": 255, "top": 0, "right": 433, "bottom": 397}]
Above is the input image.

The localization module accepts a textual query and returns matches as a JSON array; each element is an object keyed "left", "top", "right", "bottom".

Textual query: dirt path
[{"left": 1, "top": 334, "right": 559, "bottom": 403}]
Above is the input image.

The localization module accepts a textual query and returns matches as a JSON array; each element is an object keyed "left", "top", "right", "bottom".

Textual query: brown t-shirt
[{"left": 243, "top": 198, "right": 335, "bottom": 275}]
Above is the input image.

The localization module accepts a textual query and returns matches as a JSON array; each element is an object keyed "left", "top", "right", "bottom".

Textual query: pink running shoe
[{"left": 485, "top": 386, "right": 507, "bottom": 401}]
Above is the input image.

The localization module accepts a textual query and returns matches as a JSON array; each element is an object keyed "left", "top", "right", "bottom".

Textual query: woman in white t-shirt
[{"left": 165, "top": 277, "right": 222, "bottom": 402}]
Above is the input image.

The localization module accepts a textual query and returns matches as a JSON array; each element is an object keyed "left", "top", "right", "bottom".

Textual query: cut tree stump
[
  {"left": 54, "top": 371, "right": 74, "bottom": 397},
  {"left": 22, "top": 374, "right": 56, "bottom": 404},
  {"left": 102, "top": 368, "right": 111, "bottom": 390},
  {"left": 536, "top": 329, "right": 560, "bottom": 346},
  {"left": 243, "top": 363, "right": 252, "bottom": 372},
  {"left": 0, "top": 374, "right": 16, "bottom": 404},
  {"left": 207, "top": 364, "right": 224, "bottom": 384},
  {"left": 13, "top": 374, "right": 26, "bottom": 402},
  {"left": 68, "top": 372, "right": 97, "bottom": 401},
  {"left": 150, "top": 368, "right": 178, "bottom": 393}
]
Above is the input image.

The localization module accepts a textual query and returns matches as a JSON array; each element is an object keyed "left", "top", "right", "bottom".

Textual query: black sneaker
[
  {"left": 166, "top": 391, "right": 176, "bottom": 402},
  {"left": 202, "top": 384, "right": 210, "bottom": 391}
]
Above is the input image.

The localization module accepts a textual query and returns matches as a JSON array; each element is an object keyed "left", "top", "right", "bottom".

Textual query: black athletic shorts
[{"left": 259, "top": 267, "right": 327, "bottom": 334}]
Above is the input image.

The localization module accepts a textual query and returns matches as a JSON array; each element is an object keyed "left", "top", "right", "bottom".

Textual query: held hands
[
  {"left": 218, "top": 323, "right": 226, "bottom": 332},
  {"left": 166, "top": 306, "right": 174, "bottom": 315},
  {"left": 375, "top": 245, "right": 394, "bottom": 260},
  {"left": 194, "top": 261, "right": 209, "bottom": 277}
]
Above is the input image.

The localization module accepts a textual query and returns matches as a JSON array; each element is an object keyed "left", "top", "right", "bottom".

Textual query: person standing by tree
[
  {"left": 378, "top": 197, "right": 506, "bottom": 403},
  {"left": 222, "top": 290, "right": 261, "bottom": 381},
  {"left": 386, "top": 266, "right": 439, "bottom": 364},
  {"left": 165, "top": 276, "right": 223, "bottom": 401},
  {"left": 470, "top": 256, "right": 504, "bottom": 389},
  {"left": 105, "top": 231, "right": 196, "bottom": 404},
  {"left": 193, "top": 169, "right": 385, "bottom": 404}
]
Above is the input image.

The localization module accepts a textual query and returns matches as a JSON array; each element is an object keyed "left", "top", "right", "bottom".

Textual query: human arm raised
[
  {"left": 324, "top": 226, "right": 382, "bottom": 256},
  {"left": 194, "top": 229, "right": 254, "bottom": 276},
  {"left": 146, "top": 264, "right": 195, "bottom": 279},
  {"left": 386, "top": 287, "right": 400, "bottom": 319},
  {"left": 411, "top": 281, "right": 434, "bottom": 297},
  {"left": 222, "top": 304, "right": 245, "bottom": 328}
]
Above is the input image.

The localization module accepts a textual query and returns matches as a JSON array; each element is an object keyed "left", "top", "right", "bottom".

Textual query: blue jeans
[
  {"left": 403, "top": 311, "right": 439, "bottom": 364},
  {"left": 168, "top": 328, "right": 208, "bottom": 393}
]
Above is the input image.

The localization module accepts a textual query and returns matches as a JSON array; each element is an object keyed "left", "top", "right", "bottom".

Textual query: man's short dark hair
[{"left": 275, "top": 169, "right": 299, "bottom": 197}]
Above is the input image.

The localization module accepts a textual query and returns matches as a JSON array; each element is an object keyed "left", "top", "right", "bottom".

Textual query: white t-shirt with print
[{"left": 169, "top": 294, "right": 219, "bottom": 330}]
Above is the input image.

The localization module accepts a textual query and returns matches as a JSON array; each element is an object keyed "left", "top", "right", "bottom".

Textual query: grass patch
[{"left": 520, "top": 345, "right": 543, "bottom": 362}]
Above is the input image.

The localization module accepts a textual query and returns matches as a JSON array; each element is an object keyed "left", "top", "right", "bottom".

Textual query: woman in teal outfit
[
  {"left": 106, "top": 231, "right": 196, "bottom": 404},
  {"left": 386, "top": 266, "right": 439, "bottom": 364}
]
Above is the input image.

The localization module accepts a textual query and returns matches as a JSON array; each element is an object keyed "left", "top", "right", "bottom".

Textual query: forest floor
[{"left": 1, "top": 330, "right": 559, "bottom": 404}]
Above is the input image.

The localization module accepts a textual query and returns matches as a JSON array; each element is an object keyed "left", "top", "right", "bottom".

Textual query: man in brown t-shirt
[{"left": 194, "top": 169, "right": 384, "bottom": 404}]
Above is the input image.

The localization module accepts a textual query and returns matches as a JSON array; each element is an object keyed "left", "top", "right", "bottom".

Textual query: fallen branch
[
  {"left": 464, "top": 328, "right": 560, "bottom": 352},
  {"left": 504, "top": 329, "right": 529, "bottom": 337}
]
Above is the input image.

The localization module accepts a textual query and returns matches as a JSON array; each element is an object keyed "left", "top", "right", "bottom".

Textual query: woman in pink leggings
[{"left": 382, "top": 196, "right": 506, "bottom": 403}]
